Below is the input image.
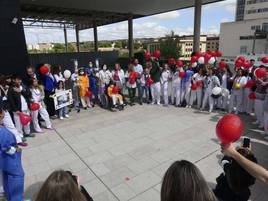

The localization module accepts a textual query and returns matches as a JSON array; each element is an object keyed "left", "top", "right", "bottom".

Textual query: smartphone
[{"left": 243, "top": 137, "right": 250, "bottom": 148}]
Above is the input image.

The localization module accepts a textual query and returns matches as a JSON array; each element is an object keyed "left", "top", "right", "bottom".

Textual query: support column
[
  {"left": 63, "top": 24, "right": 68, "bottom": 52},
  {"left": 93, "top": 21, "right": 98, "bottom": 52},
  {"left": 193, "top": 0, "right": 202, "bottom": 52},
  {"left": 75, "top": 25, "right": 80, "bottom": 52},
  {"left": 128, "top": 15, "right": 134, "bottom": 59}
]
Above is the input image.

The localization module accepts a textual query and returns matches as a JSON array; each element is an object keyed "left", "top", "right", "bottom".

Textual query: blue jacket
[{"left": 43, "top": 74, "right": 57, "bottom": 92}]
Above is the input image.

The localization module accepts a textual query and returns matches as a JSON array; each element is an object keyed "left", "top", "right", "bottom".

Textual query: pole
[
  {"left": 193, "top": 0, "right": 202, "bottom": 53},
  {"left": 63, "top": 24, "right": 68, "bottom": 52},
  {"left": 252, "top": 31, "right": 256, "bottom": 54},
  {"left": 93, "top": 21, "right": 98, "bottom": 52},
  {"left": 75, "top": 25, "right": 80, "bottom": 52},
  {"left": 128, "top": 15, "right": 134, "bottom": 59}
]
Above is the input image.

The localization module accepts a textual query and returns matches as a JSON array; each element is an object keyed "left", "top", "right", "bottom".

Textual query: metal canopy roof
[{"left": 21, "top": 0, "right": 223, "bottom": 30}]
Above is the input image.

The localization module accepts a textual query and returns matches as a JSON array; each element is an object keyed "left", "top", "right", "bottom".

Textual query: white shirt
[
  {"left": 234, "top": 76, "right": 247, "bottom": 87},
  {"left": 134, "top": 64, "right": 143, "bottom": 75},
  {"left": 221, "top": 73, "right": 228, "bottom": 89},
  {"left": 172, "top": 72, "right": 182, "bottom": 86},
  {"left": 112, "top": 69, "right": 125, "bottom": 84},
  {"left": 31, "top": 88, "right": 42, "bottom": 103},
  {"left": 98, "top": 70, "right": 112, "bottom": 87},
  {"left": 20, "top": 95, "right": 28, "bottom": 111},
  {"left": 161, "top": 70, "right": 171, "bottom": 84},
  {"left": 54, "top": 73, "right": 65, "bottom": 83}
]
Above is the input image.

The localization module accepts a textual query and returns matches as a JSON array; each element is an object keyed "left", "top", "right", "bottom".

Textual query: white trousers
[
  {"left": 181, "top": 84, "right": 191, "bottom": 105},
  {"left": 171, "top": 85, "right": 181, "bottom": 106},
  {"left": 151, "top": 82, "right": 161, "bottom": 104},
  {"left": 189, "top": 88, "right": 203, "bottom": 108},
  {"left": 217, "top": 90, "right": 229, "bottom": 110},
  {"left": 254, "top": 99, "right": 264, "bottom": 127},
  {"left": 111, "top": 94, "right": 123, "bottom": 105},
  {"left": 162, "top": 82, "right": 169, "bottom": 105},
  {"left": 31, "top": 106, "right": 52, "bottom": 131},
  {"left": 13, "top": 111, "right": 31, "bottom": 135},
  {"left": 264, "top": 111, "right": 268, "bottom": 134},
  {"left": 243, "top": 88, "right": 254, "bottom": 114},
  {"left": 229, "top": 89, "right": 244, "bottom": 113},
  {"left": 3, "top": 111, "right": 23, "bottom": 143},
  {"left": 202, "top": 90, "right": 215, "bottom": 112}
]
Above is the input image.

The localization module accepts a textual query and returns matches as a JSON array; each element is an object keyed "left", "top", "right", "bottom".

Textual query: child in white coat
[
  {"left": 161, "top": 64, "right": 172, "bottom": 106},
  {"left": 171, "top": 66, "right": 182, "bottom": 107}
]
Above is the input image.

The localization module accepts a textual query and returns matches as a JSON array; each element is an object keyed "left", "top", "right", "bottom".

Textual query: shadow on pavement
[{"left": 24, "top": 181, "right": 43, "bottom": 201}]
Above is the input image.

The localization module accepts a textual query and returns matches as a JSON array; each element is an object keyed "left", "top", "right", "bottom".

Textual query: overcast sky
[{"left": 24, "top": 0, "right": 236, "bottom": 45}]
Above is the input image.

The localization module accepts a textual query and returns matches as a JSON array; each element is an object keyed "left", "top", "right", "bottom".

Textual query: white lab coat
[
  {"left": 171, "top": 72, "right": 182, "bottom": 106},
  {"left": 161, "top": 70, "right": 172, "bottom": 105}
]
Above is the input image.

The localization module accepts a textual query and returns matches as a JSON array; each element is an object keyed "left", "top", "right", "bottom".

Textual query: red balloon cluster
[
  {"left": 168, "top": 58, "right": 176, "bottom": 65},
  {"left": 176, "top": 60, "right": 183, "bottom": 67},
  {"left": 261, "top": 57, "right": 268, "bottom": 64},
  {"left": 153, "top": 50, "right": 161, "bottom": 60},
  {"left": 19, "top": 113, "right": 32, "bottom": 126},
  {"left": 190, "top": 50, "right": 221, "bottom": 65},
  {"left": 30, "top": 103, "right": 40, "bottom": 111},
  {"left": 255, "top": 68, "right": 267, "bottom": 79},
  {"left": 144, "top": 51, "right": 151, "bottom": 60},
  {"left": 216, "top": 114, "right": 244, "bottom": 144},
  {"left": 248, "top": 92, "right": 256, "bottom": 100},
  {"left": 190, "top": 56, "right": 198, "bottom": 64},
  {"left": 40, "top": 65, "right": 49, "bottom": 75},
  {"left": 179, "top": 71, "right": 186, "bottom": 78}
]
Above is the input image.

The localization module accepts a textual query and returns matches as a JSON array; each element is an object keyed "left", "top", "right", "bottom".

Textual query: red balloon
[
  {"left": 40, "top": 66, "right": 49, "bottom": 75},
  {"left": 176, "top": 60, "right": 183, "bottom": 67},
  {"left": 204, "top": 53, "right": 212, "bottom": 63},
  {"left": 190, "top": 56, "right": 198, "bottom": 63},
  {"left": 219, "top": 61, "right": 226, "bottom": 69},
  {"left": 179, "top": 71, "right": 186, "bottom": 78},
  {"left": 255, "top": 68, "right": 267, "bottom": 79},
  {"left": 210, "top": 50, "right": 216, "bottom": 57},
  {"left": 147, "top": 77, "right": 154, "bottom": 86},
  {"left": 196, "top": 80, "right": 203, "bottom": 87},
  {"left": 85, "top": 90, "right": 92, "bottom": 98},
  {"left": 215, "top": 51, "right": 223, "bottom": 57},
  {"left": 19, "top": 113, "right": 32, "bottom": 126},
  {"left": 261, "top": 57, "right": 268, "bottom": 64},
  {"left": 243, "top": 60, "right": 252, "bottom": 69},
  {"left": 216, "top": 114, "right": 244, "bottom": 144},
  {"left": 248, "top": 92, "right": 256, "bottom": 100},
  {"left": 235, "top": 59, "right": 243, "bottom": 68},
  {"left": 30, "top": 103, "right": 40, "bottom": 111},
  {"left": 153, "top": 50, "right": 161, "bottom": 59},
  {"left": 191, "top": 83, "right": 197, "bottom": 90},
  {"left": 144, "top": 51, "right": 151, "bottom": 60},
  {"left": 195, "top": 51, "right": 203, "bottom": 58},
  {"left": 244, "top": 79, "right": 255, "bottom": 88},
  {"left": 237, "top": 56, "right": 245, "bottom": 63},
  {"left": 168, "top": 58, "right": 176, "bottom": 65}
]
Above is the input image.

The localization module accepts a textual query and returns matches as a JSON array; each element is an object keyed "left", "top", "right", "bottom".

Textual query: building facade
[{"left": 206, "top": 36, "right": 219, "bottom": 51}]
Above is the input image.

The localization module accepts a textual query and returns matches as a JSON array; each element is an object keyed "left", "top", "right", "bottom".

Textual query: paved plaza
[{"left": 22, "top": 105, "right": 268, "bottom": 201}]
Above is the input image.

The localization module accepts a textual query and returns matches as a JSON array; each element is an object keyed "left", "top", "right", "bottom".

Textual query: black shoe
[
  {"left": 139, "top": 101, "right": 143, "bottom": 105},
  {"left": 77, "top": 109, "right": 81, "bottom": 113},
  {"left": 24, "top": 133, "right": 36, "bottom": 138}
]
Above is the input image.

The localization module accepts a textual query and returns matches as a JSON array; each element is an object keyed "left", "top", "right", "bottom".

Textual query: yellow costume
[{"left": 78, "top": 75, "right": 89, "bottom": 97}]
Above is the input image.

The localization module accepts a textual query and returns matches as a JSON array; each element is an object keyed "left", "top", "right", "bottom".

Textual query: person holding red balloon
[
  {"left": 29, "top": 78, "right": 53, "bottom": 132},
  {"left": 133, "top": 59, "right": 144, "bottom": 105},
  {"left": 7, "top": 75, "right": 34, "bottom": 139},
  {"left": 171, "top": 66, "right": 182, "bottom": 107},
  {"left": 140, "top": 67, "right": 152, "bottom": 104},
  {"left": 160, "top": 64, "right": 172, "bottom": 107},
  {"left": 125, "top": 63, "right": 137, "bottom": 106},
  {"left": 189, "top": 66, "right": 205, "bottom": 109},
  {"left": 228, "top": 69, "right": 247, "bottom": 114},
  {"left": 253, "top": 69, "right": 268, "bottom": 129},
  {"left": 201, "top": 68, "right": 220, "bottom": 113}
]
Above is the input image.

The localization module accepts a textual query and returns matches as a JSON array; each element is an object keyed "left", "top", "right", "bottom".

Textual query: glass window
[{"left": 240, "top": 46, "right": 247, "bottom": 54}]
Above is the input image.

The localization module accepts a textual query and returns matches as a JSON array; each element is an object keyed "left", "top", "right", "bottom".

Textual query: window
[
  {"left": 240, "top": 46, "right": 247, "bottom": 54},
  {"left": 247, "top": 0, "right": 268, "bottom": 4},
  {"left": 262, "top": 23, "right": 268, "bottom": 31},
  {"left": 251, "top": 25, "right": 261, "bottom": 30}
]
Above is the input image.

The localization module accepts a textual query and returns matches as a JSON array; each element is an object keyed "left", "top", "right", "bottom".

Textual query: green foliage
[
  {"left": 160, "top": 31, "right": 181, "bottom": 59},
  {"left": 52, "top": 43, "right": 65, "bottom": 53}
]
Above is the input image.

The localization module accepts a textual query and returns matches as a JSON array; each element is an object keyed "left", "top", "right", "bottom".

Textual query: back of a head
[
  {"left": 35, "top": 170, "right": 86, "bottom": 201},
  {"left": 226, "top": 149, "right": 257, "bottom": 193},
  {"left": 161, "top": 160, "right": 217, "bottom": 201}
]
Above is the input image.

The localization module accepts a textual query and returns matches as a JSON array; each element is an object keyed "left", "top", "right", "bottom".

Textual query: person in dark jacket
[
  {"left": 42, "top": 64, "right": 57, "bottom": 117},
  {"left": 150, "top": 61, "right": 161, "bottom": 105}
]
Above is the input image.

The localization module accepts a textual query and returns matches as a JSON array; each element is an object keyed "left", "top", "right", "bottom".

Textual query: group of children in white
[{"left": 0, "top": 50, "right": 268, "bottom": 201}]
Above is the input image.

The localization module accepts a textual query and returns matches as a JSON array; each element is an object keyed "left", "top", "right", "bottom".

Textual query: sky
[{"left": 24, "top": 0, "right": 236, "bottom": 45}]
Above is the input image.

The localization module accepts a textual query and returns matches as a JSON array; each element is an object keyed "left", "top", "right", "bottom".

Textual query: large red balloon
[
  {"left": 210, "top": 50, "right": 216, "bottom": 57},
  {"left": 144, "top": 51, "right": 151, "bottom": 60},
  {"left": 244, "top": 79, "right": 255, "bottom": 88},
  {"left": 255, "top": 68, "right": 267, "bottom": 79},
  {"left": 153, "top": 50, "right": 161, "bottom": 59},
  {"left": 243, "top": 60, "right": 252, "bottom": 69},
  {"left": 30, "top": 103, "right": 40, "bottom": 111},
  {"left": 235, "top": 59, "right": 243, "bottom": 68},
  {"left": 40, "top": 66, "right": 49, "bottom": 75},
  {"left": 248, "top": 92, "right": 256, "bottom": 100},
  {"left": 204, "top": 53, "right": 212, "bottom": 63},
  {"left": 179, "top": 71, "right": 186, "bottom": 78},
  {"left": 216, "top": 114, "right": 244, "bottom": 144},
  {"left": 176, "top": 60, "right": 183, "bottom": 67},
  {"left": 168, "top": 58, "right": 176, "bottom": 65},
  {"left": 190, "top": 56, "right": 198, "bottom": 63},
  {"left": 215, "top": 51, "right": 223, "bottom": 57},
  {"left": 19, "top": 113, "right": 32, "bottom": 126},
  {"left": 261, "top": 57, "right": 268, "bottom": 64},
  {"left": 195, "top": 51, "right": 203, "bottom": 58},
  {"left": 219, "top": 61, "right": 226, "bottom": 69},
  {"left": 237, "top": 56, "right": 245, "bottom": 63}
]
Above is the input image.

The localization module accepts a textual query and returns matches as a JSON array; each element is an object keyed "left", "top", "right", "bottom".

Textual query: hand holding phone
[{"left": 243, "top": 137, "right": 250, "bottom": 148}]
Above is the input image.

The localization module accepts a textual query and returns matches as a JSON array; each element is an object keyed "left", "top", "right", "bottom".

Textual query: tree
[
  {"left": 67, "top": 43, "right": 76, "bottom": 52},
  {"left": 52, "top": 43, "right": 65, "bottom": 53},
  {"left": 160, "top": 31, "right": 181, "bottom": 59}
]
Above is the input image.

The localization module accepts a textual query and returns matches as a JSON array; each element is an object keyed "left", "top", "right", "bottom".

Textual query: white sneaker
[
  {"left": 157, "top": 102, "right": 161, "bottom": 105},
  {"left": 186, "top": 105, "right": 189, "bottom": 108},
  {"left": 65, "top": 114, "right": 70, "bottom": 118},
  {"left": 151, "top": 102, "right": 155, "bottom": 105},
  {"left": 60, "top": 116, "right": 64, "bottom": 120},
  {"left": 189, "top": 105, "right": 192, "bottom": 108}
]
